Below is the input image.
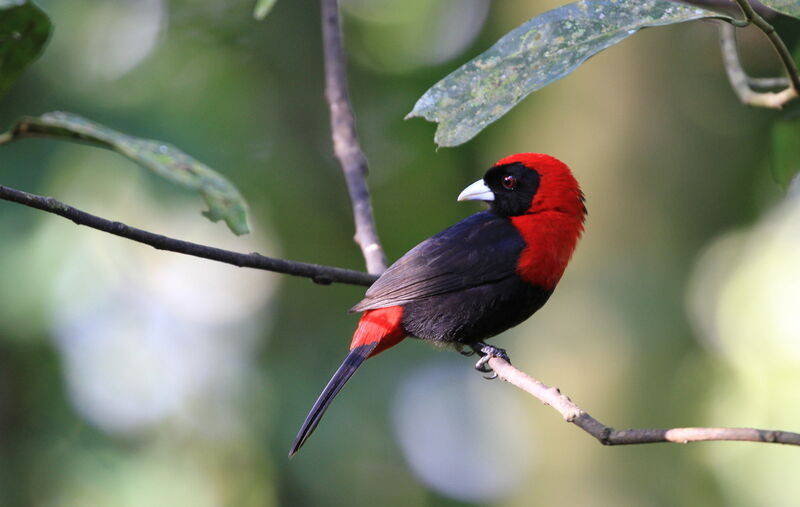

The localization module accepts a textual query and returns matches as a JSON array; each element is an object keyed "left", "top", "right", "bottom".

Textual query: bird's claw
[
  {"left": 470, "top": 343, "right": 510, "bottom": 380},
  {"left": 455, "top": 345, "right": 475, "bottom": 357},
  {"left": 475, "top": 354, "right": 492, "bottom": 372}
]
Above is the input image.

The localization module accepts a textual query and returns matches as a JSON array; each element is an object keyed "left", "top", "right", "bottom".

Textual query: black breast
[{"left": 401, "top": 279, "right": 552, "bottom": 345}]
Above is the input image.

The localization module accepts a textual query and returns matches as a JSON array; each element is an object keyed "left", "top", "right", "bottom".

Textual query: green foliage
[
  {"left": 0, "top": 0, "right": 51, "bottom": 98},
  {"left": 759, "top": 0, "right": 800, "bottom": 20},
  {"left": 2, "top": 112, "right": 251, "bottom": 235},
  {"left": 0, "top": 0, "right": 798, "bottom": 505},
  {"left": 407, "top": 0, "right": 729, "bottom": 147},
  {"left": 254, "top": 0, "right": 277, "bottom": 20},
  {"left": 771, "top": 120, "right": 800, "bottom": 188}
]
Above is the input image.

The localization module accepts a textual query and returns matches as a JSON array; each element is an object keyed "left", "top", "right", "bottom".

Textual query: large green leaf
[
  {"left": 772, "top": 120, "right": 800, "bottom": 189},
  {"left": 0, "top": 0, "right": 52, "bottom": 98},
  {"left": 407, "top": 0, "right": 729, "bottom": 147},
  {"left": 1, "top": 112, "right": 250, "bottom": 235},
  {"left": 759, "top": 0, "right": 800, "bottom": 20}
]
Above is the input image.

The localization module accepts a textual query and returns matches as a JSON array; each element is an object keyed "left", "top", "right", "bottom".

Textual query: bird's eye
[{"left": 501, "top": 175, "right": 517, "bottom": 190}]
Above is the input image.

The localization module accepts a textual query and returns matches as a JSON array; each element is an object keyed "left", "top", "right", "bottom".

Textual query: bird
[{"left": 289, "top": 153, "right": 586, "bottom": 457}]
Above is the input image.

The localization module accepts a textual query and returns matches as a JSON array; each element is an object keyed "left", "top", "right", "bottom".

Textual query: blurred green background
[{"left": 1, "top": 1, "right": 800, "bottom": 506}]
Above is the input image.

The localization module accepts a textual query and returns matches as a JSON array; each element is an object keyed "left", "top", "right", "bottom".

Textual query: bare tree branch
[
  {"left": 0, "top": 184, "right": 378, "bottom": 287},
  {"left": 719, "top": 23, "right": 797, "bottom": 108},
  {"left": 321, "top": 0, "right": 387, "bottom": 275},
  {"left": 488, "top": 356, "right": 800, "bottom": 447},
  {"left": 733, "top": 0, "right": 800, "bottom": 93},
  {"left": 719, "top": 0, "right": 800, "bottom": 109}
]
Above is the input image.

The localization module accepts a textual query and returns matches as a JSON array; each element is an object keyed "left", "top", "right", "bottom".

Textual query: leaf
[
  {"left": 3, "top": 112, "right": 250, "bottom": 235},
  {"left": 771, "top": 121, "right": 800, "bottom": 189},
  {"left": 253, "top": 0, "right": 277, "bottom": 20},
  {"left": 759, "top": 0, "right": 800, "bottom": 20},
  {"left": 0, "top": 0, "right": 52, "bottom": 98},
  {"left": 407, "top": 0, "right": 729, "bottom": 147}
]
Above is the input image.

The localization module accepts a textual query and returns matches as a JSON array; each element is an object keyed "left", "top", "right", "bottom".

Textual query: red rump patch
[{"left": 350, "top": 306, "right": 406, "bottom": 357}]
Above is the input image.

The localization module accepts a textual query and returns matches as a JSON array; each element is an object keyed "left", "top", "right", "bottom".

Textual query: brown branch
[
  {"left": 733, "top": 0, "right": 800, "bottom": 92},
  {"left": 719, "top": 0, "right": 800, "bottom": 109},
  {"left": 321, "top": 0, "right": 387, "bottom": 275},
  {"left": 487, "top": 356, "right": 800, "bottom": 447},
  {"left": 0, "top": 184, "right": 378, "bottom": 287},
  {"left": 719, "top": 23, "right": 798, "bottom": 108}
]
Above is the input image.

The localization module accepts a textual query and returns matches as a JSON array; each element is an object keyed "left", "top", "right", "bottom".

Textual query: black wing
[{"left": 351, "top": 211, "right": 525, "bottom": 312}]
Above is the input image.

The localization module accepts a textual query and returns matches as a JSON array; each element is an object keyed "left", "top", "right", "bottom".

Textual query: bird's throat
[{"left": 510, "top": 212, "right": 584, "bottom": 290}]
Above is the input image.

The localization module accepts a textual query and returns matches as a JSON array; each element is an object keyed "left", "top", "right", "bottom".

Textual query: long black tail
[{"left": 288, "top": 343, "right": 377, "bottom": 457}]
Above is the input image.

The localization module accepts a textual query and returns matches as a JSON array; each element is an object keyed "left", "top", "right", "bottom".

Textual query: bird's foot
[
  {"left": 455, "top": 344, "right": 475, "bottom": 357},
  {"left": 470, "top": 343, "right": 511, "bottom": 380}
]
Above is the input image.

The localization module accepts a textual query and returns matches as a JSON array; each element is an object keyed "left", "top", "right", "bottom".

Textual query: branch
[
  {"left": 487, "top": 356, "right": 800, "bottom": 447},
  {"left": 734, "top": 0, "right": 800, "bottom": 92},
  {"left": 719, "top": 0, "right": 800, "bottom": 109},
  {"left": 321, "top": 0, "right": 387, "bottom": 275},
  {"left": 719, "top": 23, "right": 798, "bottom": 108},
  {"left": 749, "top": 76, "right": 790, "bottom": 89},
  {"left": 0, "top": 184, "right": 377, "bottom": 287}
]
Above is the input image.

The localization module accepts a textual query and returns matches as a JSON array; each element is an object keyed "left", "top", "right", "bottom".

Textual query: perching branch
[
  {"left": 487, "top": 356, "right": 800, "bottom": 447},
  {"left": 720, "top": 0, "right": 800, "bottom": 108},
  {"left": 0, "top": 184, "right": 377, "bottom": 287},
  {"left": 321, "top": 0, "right": 387, "bottom": 275}
]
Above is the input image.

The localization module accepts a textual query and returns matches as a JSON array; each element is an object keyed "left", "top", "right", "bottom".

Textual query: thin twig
[
  {"left": 0, "top": 184, "right": 377, "bottom": 287},
  {"left": 718, "top": 23, "right": 797, "bottom": 108},
  {"left": 487, "top": 356, "right": 800, "bottom": 446},
  {"left": 320, "top": 0, "right": 387, "bottom": 274},
  {"left": 749, "top": 76, "right": 790, "bottom": 89},
  {"left": 734, "top": 0, "right": 800, "bottom": 92},
  {"left": 722, "top": 0, "right": 800, "bottom": 108}
]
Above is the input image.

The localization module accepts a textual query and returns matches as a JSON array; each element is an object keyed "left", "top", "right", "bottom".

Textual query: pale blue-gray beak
[{"left": 457, "top": 179, "right": 494, "bottom": 202}]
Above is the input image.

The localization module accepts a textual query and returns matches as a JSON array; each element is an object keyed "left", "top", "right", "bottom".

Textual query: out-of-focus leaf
[
  {"left": 771, "top": 120, "right": 800, "bottom": 188},
  {"left": 0, "top": 0, "right": 52, "bottom": 98},
  {"left": 759, "top": 0, "right": 800, "bottom": 19},
  {"left": 253, "top": 0, "right": 276, "bottom": 20},
  {"left": 2, "top": 112, "right": 250, "bottom": 235},
  {"left": 407, "top": 0, "right": 730, "bottom": 147}
]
